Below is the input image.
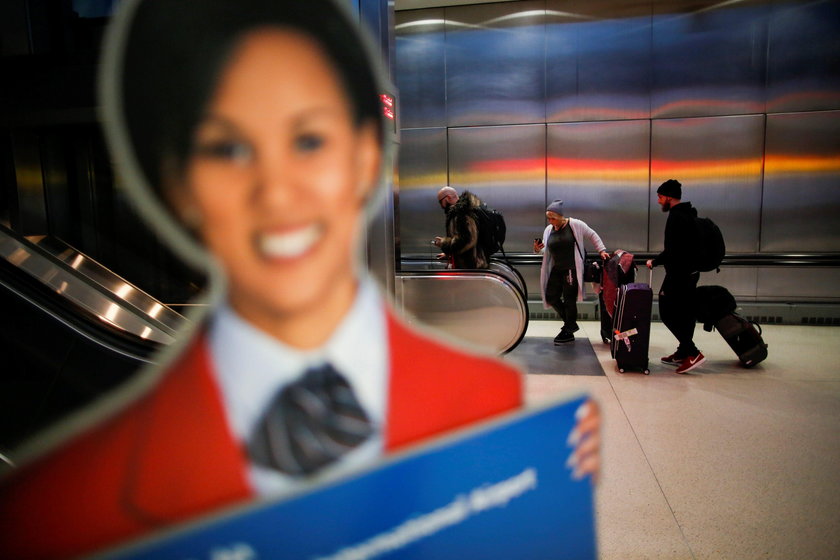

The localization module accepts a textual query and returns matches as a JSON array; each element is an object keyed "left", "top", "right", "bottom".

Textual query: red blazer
[{"left": 0, "top": 311, "right": 522, "bottom": 559}]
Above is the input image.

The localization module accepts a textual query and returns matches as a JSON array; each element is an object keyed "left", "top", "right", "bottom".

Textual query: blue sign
[{"left": 100, "top": 395, "right": 596, "bottom": 560}]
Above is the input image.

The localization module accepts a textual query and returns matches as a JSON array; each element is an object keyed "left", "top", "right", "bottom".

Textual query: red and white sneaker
[
  {"left": 675, "top": 352, "right": 706, "bottom": 374},
  {"left": 661, "top": 352, "right": 684, "bottom": 366}
]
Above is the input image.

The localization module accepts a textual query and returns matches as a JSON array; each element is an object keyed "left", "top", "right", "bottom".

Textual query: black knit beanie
[{"left": 657, "top": 179, "right": 682, "bottom": 199}]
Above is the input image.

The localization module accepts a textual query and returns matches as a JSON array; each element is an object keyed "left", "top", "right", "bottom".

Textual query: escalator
[
  {"left": 396, "top": 257, "right": 529, "bottom": 354},
  {"left": 0, "top": 225, "right": 185, "bottom": 451}
]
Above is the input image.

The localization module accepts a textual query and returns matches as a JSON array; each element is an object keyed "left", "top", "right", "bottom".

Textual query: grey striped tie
[{"left": 247, "top": 364, "right": 374, "bottom": 476}]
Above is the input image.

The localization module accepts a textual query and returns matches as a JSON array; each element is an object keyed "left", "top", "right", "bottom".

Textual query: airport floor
[{"left": 517, "top": 320, "right": 840, "bottom": 560}]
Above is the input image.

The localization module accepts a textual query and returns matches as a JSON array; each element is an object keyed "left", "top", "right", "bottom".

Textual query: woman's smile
[{"left": 257, "top": 223, "right": 325, "bottom": 261}]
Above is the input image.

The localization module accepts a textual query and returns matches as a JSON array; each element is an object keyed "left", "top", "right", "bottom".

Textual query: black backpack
[
  {"left": 695, "top": 216, "right": 725, "bottom": 272},
  {"left": 474, "top": 204, "right": 507, "bottom": 257}
]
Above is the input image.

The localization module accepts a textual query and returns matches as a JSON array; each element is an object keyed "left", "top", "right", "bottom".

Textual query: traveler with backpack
[
  {"left": 434, "top": 188, "right": 492, "bottom": 269},
  {"left": 646, "top": 179, "right": 711, "bottom": 374},
  {"left": 535, "top": 200, "right": 609, "bottom": 344}
]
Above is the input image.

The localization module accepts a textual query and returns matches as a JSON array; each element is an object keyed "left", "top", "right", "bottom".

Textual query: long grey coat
[{"left": 539, "top": 218, "right": 607, "bottom": 307}]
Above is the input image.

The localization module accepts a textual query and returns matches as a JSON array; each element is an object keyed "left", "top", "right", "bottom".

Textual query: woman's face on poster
[{"left": 170, "top": 29, "right": 381, "bottom": 329}]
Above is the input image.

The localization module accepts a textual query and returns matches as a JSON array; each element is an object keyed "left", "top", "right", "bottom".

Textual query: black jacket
[{"left": 652, "top": 202, "right": 699, "bottom": 274}]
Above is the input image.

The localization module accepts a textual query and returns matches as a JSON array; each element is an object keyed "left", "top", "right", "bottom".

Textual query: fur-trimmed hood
[{"left": 451, "top": 190, "right": 482, "bottom": 215}]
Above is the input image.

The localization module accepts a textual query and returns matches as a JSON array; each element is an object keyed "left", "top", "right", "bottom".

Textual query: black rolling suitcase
[
  {"left": 611, "top": 282, "right": 653, "bottom": 374},
  {"left": 694, "top": 285, "right": 768, "bottom": 367},
  {"left": 715, "top": 313, "right": 768, "bottom": 368}
]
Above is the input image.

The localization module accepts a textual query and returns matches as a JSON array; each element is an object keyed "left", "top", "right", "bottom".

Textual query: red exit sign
[{"left": 380, "top": 93, "right": 395, "bottom": 121}]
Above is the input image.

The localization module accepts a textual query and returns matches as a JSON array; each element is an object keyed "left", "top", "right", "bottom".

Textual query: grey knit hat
[{"left": 546, "top": 199, "right": 564, "bottom": 215}]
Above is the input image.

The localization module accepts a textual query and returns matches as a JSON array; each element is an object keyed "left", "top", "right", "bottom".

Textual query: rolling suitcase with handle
[
  {"left": 611, "top": 281, "right": 653, "bottom": 374},
  {"left": 695, "top": 285, "right": 768, "bottom": 368},
  {"left": 715, "top": 313, "right": 768, "bottom": 368}
]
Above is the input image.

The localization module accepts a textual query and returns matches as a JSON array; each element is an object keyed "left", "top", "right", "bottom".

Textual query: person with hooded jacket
[
  {"left": 434, "top": 190, "right": 488, "bottom": 269},
  {"left": 646, "top": 179, "right": 706, "bottom": 374},
  {"left": 535, "top": 200, "right": 609, "bottom": 344}
]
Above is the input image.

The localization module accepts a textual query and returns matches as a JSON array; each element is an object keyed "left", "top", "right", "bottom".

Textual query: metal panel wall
[
  {"left": 701, "top": 266, "right": 840, "bottom": 304},
  {"left": 650, "top": 115, "right": 765, "bottom": 253},
  {"left": 651, "top": 1, "right": 769, "bottom": 118},
  {"left": 360, "top": 0, "right": 393, "bottom": 71},
  {"left": 546, "top": 0, "right": 652, "bottom": 122},
  {"left": 446, "top": 1, "right": 546, "bottom": 126},
  {"left": 395, "top": 9, "right": 447, "bottom": 128},
  {"left": 767, "top": 1, "right": 840, "bottom": 113},
  {"left": 449, "top": 124, "right": 545, "bottom": 252},
  {"left": 547, "top": 120, "right": 650, "bottom": 252},
  {"left": 698, "top": 267, "right": 759, "bottom": 301},
  {"left": 394, "top": 0, "right": 840, "bottom": 302},
  {"left": 398, "top": 127, "right": 449, "bottom": 255},
  {"left": 757, "top": 268, "right": 840, "bottom": 301},
  {"left": 761, "top": 111, "right": 840, "bottom": 252},
  {"left": 520, "top": 264, "right": 542, "bottom": 301},
  {"left": 657, "top": 268, "right": 840, "bottom": 304}
]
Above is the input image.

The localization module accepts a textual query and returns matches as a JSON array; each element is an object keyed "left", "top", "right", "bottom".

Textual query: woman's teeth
[{"left": 259, "top": 224, "right": 322, "bottom": 258}]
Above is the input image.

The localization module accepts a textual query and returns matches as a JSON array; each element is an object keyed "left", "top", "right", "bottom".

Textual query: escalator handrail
[
  {"left": 396, "top": 267, "right": 530, "bottom": 354},
  {"left": 26, "top": 234, "right": 185, "bottom": 332},
  {"left": 0, "top": 255, "right": 162, "bottom": 363},
  {"left": 398, "top": 264, "right": 528, "bottom": 306},
  {"left": 496, "top": 251, "right": 840, "bottom": 268},
  {"left": 489, "top": 257, "right": 529, "bottom": 299},
  {"left": 399, "top": 257, "right": 529, "bottom": 301},
  {"left": 0, "top": 225, "right": 182, "bottom": 340}
]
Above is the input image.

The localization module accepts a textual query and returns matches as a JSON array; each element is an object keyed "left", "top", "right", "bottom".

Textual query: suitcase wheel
[
  {"left": 618, "top": 368, "right": 625, "bottom": 374},
  {"left": 644, "top": 369, "right": 650, "bottom": 375}
]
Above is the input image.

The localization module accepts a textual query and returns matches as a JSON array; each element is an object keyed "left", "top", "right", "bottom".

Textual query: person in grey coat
[{"left": 535, "top": 200, "right": 609, "bottom": 344}]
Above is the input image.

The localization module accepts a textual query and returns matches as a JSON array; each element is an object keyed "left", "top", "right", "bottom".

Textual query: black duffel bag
[{"left": 694, "top": 285, "right": 737, "bottom": 332}]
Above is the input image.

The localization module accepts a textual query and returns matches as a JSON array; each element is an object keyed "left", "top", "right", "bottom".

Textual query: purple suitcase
[{"left": 611, "top": 282, "right": 653, "bottom": 374}]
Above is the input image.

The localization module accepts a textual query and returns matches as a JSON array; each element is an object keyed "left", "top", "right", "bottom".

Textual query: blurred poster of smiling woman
[{"left": 0, "top": 1, "right": 599, "bottom": 558}]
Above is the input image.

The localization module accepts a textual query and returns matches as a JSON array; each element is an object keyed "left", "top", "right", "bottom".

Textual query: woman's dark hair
[{"left": 119, "top": 0, "right": 384, "bottom": 196}]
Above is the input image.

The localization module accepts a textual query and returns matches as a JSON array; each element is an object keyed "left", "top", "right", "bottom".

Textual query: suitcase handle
[{"left": 750, "top": 320, "right": 763, "bottom": 335}]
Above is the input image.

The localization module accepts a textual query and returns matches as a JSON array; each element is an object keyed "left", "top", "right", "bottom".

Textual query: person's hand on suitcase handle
[{"left": 645, "top": 260, "right": 655, "bottom": 286}]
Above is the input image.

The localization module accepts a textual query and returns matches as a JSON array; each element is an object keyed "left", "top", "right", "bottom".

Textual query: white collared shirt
[{"left": 207, "top": 278, "right": 389, "bottom": 497}]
